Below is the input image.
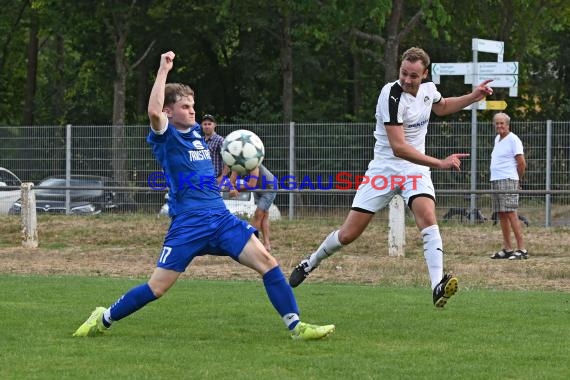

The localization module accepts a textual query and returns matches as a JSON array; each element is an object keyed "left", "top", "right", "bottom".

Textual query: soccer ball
[{"left": 221, "top": 129, "right": 265, "bottom": 175}]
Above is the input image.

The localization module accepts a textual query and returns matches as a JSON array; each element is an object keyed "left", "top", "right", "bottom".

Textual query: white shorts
[{"left": 351, "top": 161, "right": 435, "bottom": 213}]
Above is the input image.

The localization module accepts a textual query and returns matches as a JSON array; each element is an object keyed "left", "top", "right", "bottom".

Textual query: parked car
[
  {"left": 159, "top": 191, "right": 282, "bottom": 221},
  {"left": 222, "top": 191, "right": 282, "bottom": 221},
  {"left": 0, "top": 167, "right": 23, "bottom": 215},
  {"left": 9, "top": 175, "right": 133, "bottom": 215}
]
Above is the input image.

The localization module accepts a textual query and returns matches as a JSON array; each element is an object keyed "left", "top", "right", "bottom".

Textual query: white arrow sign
[
  {"left": 431, "top": 63, "right": 469, "bottom": 84},
  {"left": 475, "top": 75, "right": 518, "bottom": 96},
  {"left": 464, "top": 62, "right": 519, "bottom": 83},
  {"left": 473, "top": 38, "right": 504, "bottom": 61},
  {"left": 474, "top": 74, "right": 517, "bottom": 87},
  {"left": 477, "top": 62, "right": 518, "bottom": 75},
  {"left": 432, "top": 63, "right": 470, "bottom": 76},
  {"left": 432, "top": 62, "right": 518, "bottom": 85}
]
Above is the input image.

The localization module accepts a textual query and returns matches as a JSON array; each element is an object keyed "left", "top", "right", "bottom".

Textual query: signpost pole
[
  {"left": 470, "top": 41, "right": 479, "bottom": 222},
  {"left": 431, "top": 38, "right": 516, "bottom": 223}
]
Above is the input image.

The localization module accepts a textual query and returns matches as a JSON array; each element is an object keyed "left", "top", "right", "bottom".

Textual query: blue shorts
[
  {"left": 157, "top": 208, "right": 257, "bottom": 272},
  {"left": 254, "top": 191, "right": 277, "bottom": 211}
]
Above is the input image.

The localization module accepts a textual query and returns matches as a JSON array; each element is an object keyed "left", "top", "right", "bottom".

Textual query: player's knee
[
  {"left": 251, "top": 253, "right": 278, "bottom": 275},
  {"left": 148, "top": 282, "right": 169, "bottom": 298},
  {"left": 338, "top": 229, "right": 359, "bottom": 245},
  {"left": 151, "top": 287, "right": 166, "bottom": 298},
  {"left": 258, "top": 246, "right": 278, "bottom": 264},
  {"left": 266, "top": 255, "right": 278, "bottom": 268}
]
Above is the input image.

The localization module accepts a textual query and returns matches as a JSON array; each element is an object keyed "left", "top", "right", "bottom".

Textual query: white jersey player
[{"left": 290, "top": 47, "right": 494, "bottom": 308}]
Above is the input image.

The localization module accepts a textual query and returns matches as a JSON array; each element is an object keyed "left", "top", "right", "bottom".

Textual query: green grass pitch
[{"left": 0, "top": 275, "right": 568, "bottom": 379}]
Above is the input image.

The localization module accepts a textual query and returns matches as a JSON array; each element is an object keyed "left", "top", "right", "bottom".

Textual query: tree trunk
[
  {"left": 22, "top": 11, "right": 38, "bottom": 126},
  {"left": 54, "top": 34, "right": 66, "bottom": 173},
  {"left": 54, "top": 35, "right": 65, "bottom": 122},
  {"left": 112, "top": 33, "right": 128, "bottom": 186},
  {"left": 383, "top": 0, "right": 404, "bottom": 82},
  {"left": 351, "top": 52, "right": 361, "bottom": 115},
  {"left": 280, "top": 10, "right": 293, "bottom": 123},
  {"left": 135, "top": 58, "right": 149, "bottom": 118}
]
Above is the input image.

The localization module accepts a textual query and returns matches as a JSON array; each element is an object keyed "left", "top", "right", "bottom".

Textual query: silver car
[{"left": 0, "top": 167, "right": 23, "bottom": 215}]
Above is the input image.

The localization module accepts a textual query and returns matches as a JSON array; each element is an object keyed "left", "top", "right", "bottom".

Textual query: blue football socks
[
  {"left": 105, "top": 283, "right": 158, "bottom": 325},
  {"left": 263, "top": 266, "right": 300, "bottom": 330}
]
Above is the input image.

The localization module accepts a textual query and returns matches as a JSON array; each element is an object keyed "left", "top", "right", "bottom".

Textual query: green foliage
[{"left": 3, "top": 0, "right": 570, "bottom": 125}]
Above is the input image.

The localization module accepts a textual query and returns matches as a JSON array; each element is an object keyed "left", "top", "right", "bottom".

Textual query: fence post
[
  {"left": 66, "top": 123, "right": 72, "bottom": 214},
  {"left": 288, "top": 121, "right": 295, "bottom": 220},
  {"left": 545, "top": 120, "right": 552, "bottom": 227},
  {"left": 388, "top": 194, "right": 405, "bottom": 257},
  {"left": 21, "top": 182, "right": 38, "bottom": 248}
]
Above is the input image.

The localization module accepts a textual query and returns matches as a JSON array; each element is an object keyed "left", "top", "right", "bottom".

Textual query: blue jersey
[{"left": 147, "top": 123, "right": 226, "bottom": 216}]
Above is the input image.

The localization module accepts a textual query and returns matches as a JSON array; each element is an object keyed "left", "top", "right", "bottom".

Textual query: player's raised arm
[
  {"left": 432, "top": 79, "right": 494, "bottom": 116},
  {"left": 148, "top": 51, "right": 175, "bottom": 132}
]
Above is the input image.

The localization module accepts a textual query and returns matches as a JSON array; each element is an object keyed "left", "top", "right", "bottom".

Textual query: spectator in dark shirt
[{"left": 202, "top": 114, "right": 227, "bottom": 183}]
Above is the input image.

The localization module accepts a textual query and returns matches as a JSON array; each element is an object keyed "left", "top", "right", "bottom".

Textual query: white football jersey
[{"left": 374, "top": 80, "right": 442, "bottom": 164}]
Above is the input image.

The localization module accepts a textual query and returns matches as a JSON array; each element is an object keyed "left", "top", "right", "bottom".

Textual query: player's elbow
[
  {"left": 391, "top": 146, "right": 407, "bottom": 159},
  {"left": 148, "top": 109, "right": 162, "bottom": 121},
  {"left": 148, "top": 111, "right": 164, "bottom": 130}
]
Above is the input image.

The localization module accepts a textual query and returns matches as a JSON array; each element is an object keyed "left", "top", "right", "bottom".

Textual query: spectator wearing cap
[{"left": 201, "top": 114, "right": 227, "bottom": 183}]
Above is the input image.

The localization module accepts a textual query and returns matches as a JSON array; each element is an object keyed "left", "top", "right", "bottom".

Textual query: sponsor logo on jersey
[
  {"left": 407, "top": 119, "right": 429, "bottom": 129},
  {"left": 192, "top": 140, "right": 206, "bottom": 150},
  {"left": 188, "top": 149, "right": 212, "bottom": 161}
]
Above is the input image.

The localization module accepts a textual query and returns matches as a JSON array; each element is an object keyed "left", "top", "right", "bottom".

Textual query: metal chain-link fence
[{"left": 1, "top": 121, "right": 569, "bottom": 225}]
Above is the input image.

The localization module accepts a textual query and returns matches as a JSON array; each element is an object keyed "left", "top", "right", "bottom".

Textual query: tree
[
  {"left": 97, "top": 0, "right": 156, "bottom": 186},
  {"left": 22, "top": 5, "right": 38, "bottom": 125},
  {"left": 0, "top": 0, "right": 30, "bottom": 125},
  {"left": 351, "top": 0, "right": 450, "bottom": 83}
]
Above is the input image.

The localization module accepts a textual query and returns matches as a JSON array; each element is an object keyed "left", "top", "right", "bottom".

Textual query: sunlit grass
[
  {"left": 1, "top": 214, "right": 570, "bottom": 290},
  {"left": 0, "top": 275, "right": 568, "bottom": 380}
]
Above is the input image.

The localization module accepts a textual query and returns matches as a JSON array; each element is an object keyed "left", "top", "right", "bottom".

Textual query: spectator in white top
[{"left": 489, "top": 112, "right": 528, "bottom": 260}]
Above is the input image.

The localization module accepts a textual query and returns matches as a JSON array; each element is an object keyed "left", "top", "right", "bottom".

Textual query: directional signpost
[
  {"left": 474, "top": 61, "right": 518, "bottom": 75},
  {"left": 464, "top": 99, "right": 508, "bottom": 110},
  {"left": 431, "top": 38, "right": 520, "bottom": 221},
  {"left": 431, "top": 62, "right": 470, "bottom": 82},
  {"left": 472, "top": 38, "right": 504, "bottom": 60},
  {"left": 432, "top": 62, "right": 519, "bottom": 96},
  {"left": 464, "top": 61, "right": 519, "bottom": 96},
  {"left": 485, "top": 100, "right": 508, "bottom": 110}
]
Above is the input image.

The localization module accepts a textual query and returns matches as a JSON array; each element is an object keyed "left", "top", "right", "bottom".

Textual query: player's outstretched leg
[
  {"left": 290, "top": 322, "right": 335, "bottom": 340},
  {"left": 73, "top": 307, "right": 108, "bottom": 337},
  {"left": 432, "top": 273, "right": 458, "bottom": 308},
  {"left": 289, "top": 258, "right": 316, "bottom": 288},
  {"left": 289, "top": 230, "right": 344, "bottom": 288}
]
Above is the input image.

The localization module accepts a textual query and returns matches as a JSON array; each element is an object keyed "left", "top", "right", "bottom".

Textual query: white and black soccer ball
[{"left": 221, "top": 129, "right": 265, "bottom": 175}]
